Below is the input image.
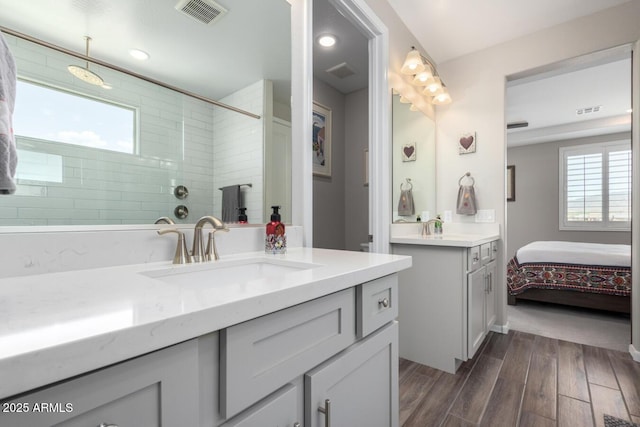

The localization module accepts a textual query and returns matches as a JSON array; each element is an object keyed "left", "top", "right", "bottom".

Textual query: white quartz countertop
[
  {"left": 0, "top": 248, "right": 411, "bottom": 399},
  {"left": 390, "top": 233, "right": 500, "bottom": 247}
]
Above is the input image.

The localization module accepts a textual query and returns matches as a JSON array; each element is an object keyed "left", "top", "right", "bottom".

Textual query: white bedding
[{"left": 516, "top": 241, "right": 631, "bottom": 268}]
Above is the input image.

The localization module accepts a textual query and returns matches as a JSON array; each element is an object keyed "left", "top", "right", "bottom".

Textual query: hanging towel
[
  {"left": 221, "top": 185, "right": 241, "bottom": 222},
  {"left": 456, "top": 185, "right": 477, "bottom": 215},
  {"left": 0, "top": 32, "right": 17, "bottom": 195},
  {"left": 398, "top": 186, "right": 415, "bottom": 216}
]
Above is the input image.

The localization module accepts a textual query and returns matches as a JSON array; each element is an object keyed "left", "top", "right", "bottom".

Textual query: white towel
[{"left": 0, "top": 32, "right": 17, "bottom": 194}]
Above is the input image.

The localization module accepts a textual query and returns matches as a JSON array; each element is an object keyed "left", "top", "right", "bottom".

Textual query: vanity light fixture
[
  {"left": 401, "top": 46, "right": 452, "bottom": 105},
  {"left": 318, "top": 34, "right": 337, "bottom": 48},
  {"left": 412, "top": 69, "right": 434, "bottom": 86},
  {"left": 399, "top": 95, "right": 412, "bottom": 104},
  {"left": 401, "top": 47, "right": 425, "bottom": 74},
  {"left": 409, "top": 104, "right": 419, "bottom": 111},
  {"left": 129, "top": 48, "right": 150, "bottom": 61},
  {"left": 67, "top": 36, "right": 104, "bottom": 86}
]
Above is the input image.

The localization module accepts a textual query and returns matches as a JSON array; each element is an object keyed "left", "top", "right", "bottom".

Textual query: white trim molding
[
  {"left": 630, "top": 344, "right": 640, "bottom": 362},
  {"left": 290, "top": 0, "right": 313, "bottom": 246},
  {"left": 331, "top": 0, "right": 390, "bottom": 254}
]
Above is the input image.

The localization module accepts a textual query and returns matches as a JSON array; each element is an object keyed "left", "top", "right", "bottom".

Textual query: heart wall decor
[
  {"left": 402, "top": 142, "right": 417, "bottom": 162},
  {"left": 459, "top": 132, "right": 476, "bottom": 154}
]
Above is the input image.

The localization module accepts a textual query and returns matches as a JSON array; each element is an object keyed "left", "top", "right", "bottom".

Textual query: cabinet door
[
  {"left": 467, "top": 267, "right": 486, "bottom": 359},
  {"left": 0, "top": 340, "right": 199, "bottom": 427},
  {"left": 485, "top": 260, "right": 497, "bottom": 332},
  {"left": 305, "top": 322, "right": 398, "bottom": 427}
]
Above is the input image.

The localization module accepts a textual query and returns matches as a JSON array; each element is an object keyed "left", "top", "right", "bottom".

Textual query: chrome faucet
[{"left": 192, "top": 216, "right": 229, "bottom": 262}]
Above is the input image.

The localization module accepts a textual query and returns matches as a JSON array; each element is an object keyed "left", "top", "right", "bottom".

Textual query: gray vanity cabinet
[
  {"left": 1, "top": 275, "right": 399, "bottom": 427},
  {"left": 0, "top": 339, "right": 199, "bottom": 427},
  {"left": 305, "top": 322, "right": 399, "bottom": 427},
  {"left": 394, "top": 240, "right": 499, "bottom": 373}
]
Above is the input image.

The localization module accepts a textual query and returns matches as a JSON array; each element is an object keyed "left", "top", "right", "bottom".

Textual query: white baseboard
[
  {"left": 630, "top": 343, "right": 640, "bottom": 362},
  {"left": 491, "top": 321, "right": 510, "bottom": 335}
]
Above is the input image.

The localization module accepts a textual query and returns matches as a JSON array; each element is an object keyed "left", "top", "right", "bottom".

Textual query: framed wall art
[{"left": 312, "top": 102, "right": 332, "bottom": 177}]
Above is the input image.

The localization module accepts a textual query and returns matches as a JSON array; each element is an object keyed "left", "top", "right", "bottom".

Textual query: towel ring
[
  {"left": 458, "top": 172, "right": 475, "bottom": 186},
  {"left": 401, "top": 178, "right": 413, "bottom": 191}
]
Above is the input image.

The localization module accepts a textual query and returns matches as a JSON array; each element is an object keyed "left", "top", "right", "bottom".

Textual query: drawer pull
[
  {"left": 318, "top": 398, "right": 331, "bottom": 427},
  {"left": 98, "top": 424, "right": 119, "bottom": 427},
  {"left": 294, "top": 423, "right": 301, "bottom": 427},
  {"left": 378, "top": 297, "right": 390, "bottom": 308}
]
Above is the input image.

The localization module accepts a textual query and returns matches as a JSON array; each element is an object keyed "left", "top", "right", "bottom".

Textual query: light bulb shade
[
  {"left": 401, "top": 49, "right": 425, "bottom": 75},
  {"left": 411, "top": 69, "right": 434, "bottom": 86},
  {"left": 67, "top": 65, "right": 104, "bottom": 86},
  {"left": 423, "top": 76, "right": 443, "bottom": 95},
  {"left": 409, "top": 104, "right": 419, "bottom": 111},
  {"left": 399, "top": 95, "right": 411, "bottom": 104},
  {"left": 432, "top": 91, "right": 452, "bottom": 105}
]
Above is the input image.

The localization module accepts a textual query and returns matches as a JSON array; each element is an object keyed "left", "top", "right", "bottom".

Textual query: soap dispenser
[
  {"left": 237, "top": 207, "right": 248, "bottom": 224},
  {"left": 265, "top": 205, "right": 286, "bottom": 254}
]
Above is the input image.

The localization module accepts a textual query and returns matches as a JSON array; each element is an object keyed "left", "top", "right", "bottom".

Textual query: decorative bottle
[{"left": 265, "top": 206, "right": 286, "bottom": 254}]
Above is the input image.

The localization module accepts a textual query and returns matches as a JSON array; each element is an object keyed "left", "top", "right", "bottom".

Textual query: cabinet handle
[
  {"left": 293, "top": 423, "right": 301, "bottom": 427},
  {"left": 378, "top": 297, "right": 389, "bottom": 308},
  {"left": 318, "top": 398, "right": 331, "bottom": 427},
  {"left": 98, "top": 424, "right": 119, "bottom": 427},
  {"left": 489, "top": 272, "right": 492, "bottom": 292},
  {"left": 473, "top": 255, "right": 479, "bottom": 262}
]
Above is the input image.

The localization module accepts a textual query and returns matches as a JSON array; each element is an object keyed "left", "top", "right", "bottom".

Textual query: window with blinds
[{"left": 559, "top": 140, "right": 631, "bottom": 231}]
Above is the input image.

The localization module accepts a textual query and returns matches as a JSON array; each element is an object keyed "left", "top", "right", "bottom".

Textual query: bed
[{"left": 507, "top": 241, "right": 631, "bottom": 314}]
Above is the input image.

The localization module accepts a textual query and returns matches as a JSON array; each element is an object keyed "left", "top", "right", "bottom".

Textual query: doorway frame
[{"left": 291, "top": 0, "right": 390, "bottom": 252}]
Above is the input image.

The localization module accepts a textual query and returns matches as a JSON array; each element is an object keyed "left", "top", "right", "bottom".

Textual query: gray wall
[
  {"left": 344, "top": 88, "right": 369, "bottom": 251},
  {"left": 506, "top": 132, "right": 631, "bottom": 257},
  {"left": 313, "top": 78, "right": 346, "bottom": 249},
  {"left": 312, "top": 80, "right": 369, "bottom": 251}
]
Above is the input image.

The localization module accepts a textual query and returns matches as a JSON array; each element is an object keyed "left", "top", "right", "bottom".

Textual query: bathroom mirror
[
  {"left": 0, "top": 0, "right": 292, "bottom": 227},
  {"left": 392, "top": 93, "right": 436, "bottom": 222}
]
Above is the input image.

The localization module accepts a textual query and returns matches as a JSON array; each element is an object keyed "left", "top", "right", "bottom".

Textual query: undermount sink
[{"left": 141, "top": 258, "right": 319, "bottom": 287}]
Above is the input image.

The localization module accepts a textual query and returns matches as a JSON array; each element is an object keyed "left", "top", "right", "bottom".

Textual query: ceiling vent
[
  {"left": 175, "top": 0, "right": 228, "bottom": 25},
  {"left": 576, "top": 105, "right": 602, "bottom": 116},
  {"left": 326, "top": 62, "right": 356, "bottom": 79}
]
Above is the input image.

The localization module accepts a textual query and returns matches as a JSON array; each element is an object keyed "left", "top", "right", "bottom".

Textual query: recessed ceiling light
[
  {"left": 129, "top": 49, "right": 150, "bottom": 61},
  {"left": 318, "top": 34, "right": 336, "bottom": 48}
]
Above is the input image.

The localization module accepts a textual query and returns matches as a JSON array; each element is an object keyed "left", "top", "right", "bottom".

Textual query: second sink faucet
[{"left": 192, "top": 216, "right": 229, "bottom": 262}]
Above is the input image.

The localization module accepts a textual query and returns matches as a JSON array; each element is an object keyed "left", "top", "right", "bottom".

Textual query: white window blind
[{"left": 559, "top": 141, "right": 631, "bottom": 231}]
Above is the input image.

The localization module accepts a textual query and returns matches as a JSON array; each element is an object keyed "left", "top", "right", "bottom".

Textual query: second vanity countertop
[
  {"left": 0, "top": 248, "right": 411, "bottom": 399},
  {"left": 390, "top": 222, "right": 500, "bottom": 248},
  {"left": 390, "top": 233, "right": 499, "bottom": 247}
]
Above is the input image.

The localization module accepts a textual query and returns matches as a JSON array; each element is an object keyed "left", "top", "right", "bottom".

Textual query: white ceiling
[
  {"left": 387, "top": 0, "right": 634, "bottom": 146},
  {"left": 0, "top": 0, "right": 291, "bottom": 104},
  {"left": 386, "top": 0, "right": 633, "bottom": 64},
  {"left": 313, "top": 0, "right": 368, "bottom": 94}
]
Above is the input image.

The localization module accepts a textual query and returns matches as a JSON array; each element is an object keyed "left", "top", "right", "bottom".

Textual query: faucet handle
[
  {"left": 205, "top": 228, "right": 230, "bottom": 261},
  {"left": 157, "top": 229, "right": 191, "bottom": 264}
]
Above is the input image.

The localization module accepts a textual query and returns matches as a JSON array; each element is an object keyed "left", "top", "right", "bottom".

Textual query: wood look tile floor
[{"left": 400, "top": 331, "right": 640, "bottom": 427}]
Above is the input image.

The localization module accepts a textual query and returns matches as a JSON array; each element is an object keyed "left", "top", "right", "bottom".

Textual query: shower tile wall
[
  {"left": 213, "top": 80, "right": 266, "bottom": 224},
  {"left": 2, "top": 34, "right": 264, "bottom": 225}
]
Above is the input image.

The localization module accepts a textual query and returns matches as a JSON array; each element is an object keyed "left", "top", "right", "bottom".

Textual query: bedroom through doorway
[{"left": 505, "top": 46, "right": 632, "bottom": 352}]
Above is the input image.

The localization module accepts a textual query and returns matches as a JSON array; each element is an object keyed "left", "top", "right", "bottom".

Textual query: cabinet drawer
[
  {"left": 467, "top": 245, "right": 481, "bottom": 271},
  {"left": 480, "top": 243, "right": 492, "bottom": 265},
  {"left": 220, "top": 383, "right": 300, "bottom": 427},
  {"left": 357, "top": 274, "right": 398, "bottom": 338},
  {"left": 490, "top": 240, "right": 498, "bottom": 261},
  {"left": 0, "top": 340, "right": 199, "bottom": 427},
  {"left": 220, "top": 288, "right": 356, "bottom": 419}
]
